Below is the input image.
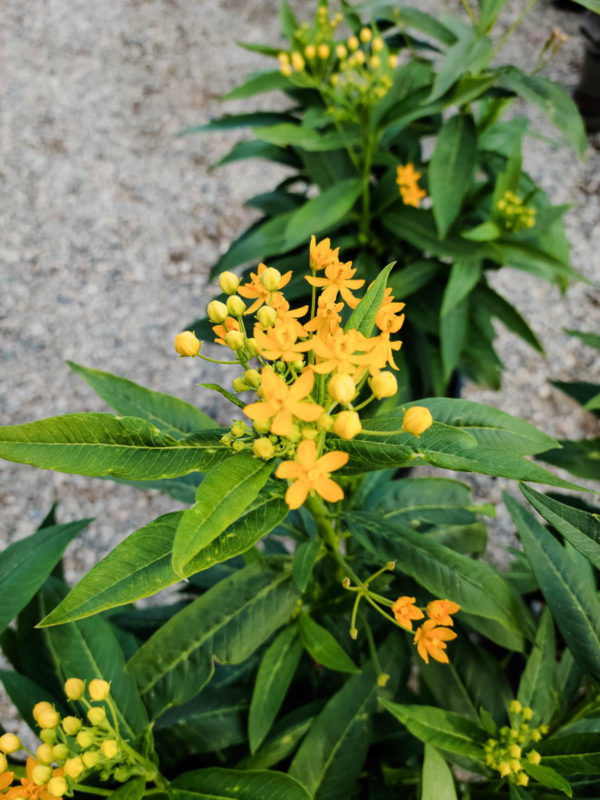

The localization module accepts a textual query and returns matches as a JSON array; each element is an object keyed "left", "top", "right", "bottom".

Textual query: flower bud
[
  {"left": 359, "top": 27, "right": 372, "bottom": 43},
  {"left": 370, "top": 55, "right": 381, "bottom": 69},
  {"left": 0, "top": 733, "right": 21, "bottom": 754},
  {"left": 52, "top": 744, "right": 69, "bottom": 761},
  {"left": 336, "top": 44, "right": 347, "bottom": 59},
  {"left": 509, "top": 700, "right": 523, "bottom": 714},
  {"left": 244, "top": 368, "right": 261, "bottom": 388},
  {"left": 372, "top": 37, "right": 384, "bottom": 53},
  {"left": 232, "top": 376, "right": 249, "bottom": 393},
  {"left": 64, "top": 678, "right": 86, "bottom": 701},
  {"left": 288, "top": 51, "right": 303, "bottom": 72},
  {"left": 253, "top": 438, "right": 274, "bottom": 459},
  {"left": 377, "top": 672, "right": 390, "bottom": 687},
  {"left": 509, "top": 745, "right": 522, "bottom": 758},
  {"left": 401, "top": 406, "right": 433, "bottom": 436},
  {"left": 349, "top": 627, "right": 358, "bottom": 640},
  {"left": 369, "top": 371, "right": 397, "bottom": 399},
  {"left": 278, "top": 52, "right": 289, "bottom": 66},
  {"left": 328, "top": 373, "right": 356, "bottom": 405},
  {"left": 257, "top": 306, "right": 277, "bottom": 327},
  {"left": 347, "top": 35, "right": 359, "bottom": 51},
  {"left": 317, "top": 413, "right": 334, "bottom": 432},
  {"left": 245, "top": 337, "right": 259, "bottom": 357},
  {"left": 302, "top": 426, "right": 318, "bottom": 440},
  {"left": 304, "top": 44, "right": 316, "bottom": 59},
  {"left": 218, "top": 271, "right": 240, "bottom": 295},
  {"left": 388, "top": 54, "right": 398, "bottom": 68},
  {"left": 101, "top": 740, "right": 119, "bottom": 759},
  {"left": 232, "top": 440, "right": 245, "bottom": 452},
  {"left": 88, "top": 679, "right": 111, "bottom": 702},
  {"left": 253, "top": 418, "right": 271, "bottom": 435},
  {"left": 0, "top": 753, "right": 6, "bottom": 773},
  {"left": 76, "top": 731, "right": 95, "bottom": 749},
  {"left": 317, "top": 43, "right": 330, "bottom": 59},
  {"left": 36, "top": 744, "right": 54, "bottom": 764},
  {"left": 527, "top": 750, "right": 541, "bottom": 765},
  {"left": 62, "top": 717, "right": 82, "bottom": 736},
  {"left": 87, "top": 707, "right": 106, "bottom": 726},
  {"left": 225, "top": 330, "right": 245, "bottom": 351},
  {"left": 207, "top": 300, "right": 228, "bottom": 324},
  {"left": 531, "top": 729, "right": 542, "bottom": 742},
  {"left": 286, "top": 425, "right": 302, "bottom": 443},
  {"left": 230, "top": 420, "right": 247, "bottom": 437},
  {"left": 32, "top": 765, "right": 53, "bottom": 786},
  {"left": 280, "top": 63, "right": 292, "bottom": 76},
  {"left": 64, "top": 757, "right": 84, "bottom": 779},
  {"left": 40, "top": 729, "right": 57, "bottom": 744},
  {"left": 174, "top": 330, "right": 201, "bottom": 357},
  {"left": 333, "top": 410, "right": 362, "bottom": 440},
  {"left": 33, "top": 703, "right": 54, "bottom": 724},
  {"left": 37, "top": 708, "right": 60, "bottom": 729},
  {"left": 260, "top": 267, "right": 282, "bottom": 292},
  {"left": 82, "top": 751, "right": 100, "bottom": 769},
  {"left": 517, "top": 773, "right": 529, "bottom": 787},
  {"left": 522, "top": 706, "right": 533, "bottom": 721},
  {"left": 226, "top": 295, "right": 246, "bottom": 317},
  {"left": 47, "top": 777, "right": 68, "bottom": 798}
]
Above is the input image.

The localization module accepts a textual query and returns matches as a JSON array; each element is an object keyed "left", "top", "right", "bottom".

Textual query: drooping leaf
[
  {"left": 429, "top": 30, "right": 493, "bottom": 102},
  {"left": 179, "top": 111, "right": 294, "bottom": 135},
  {"left": 292, "top": 540, "right": 322, "bottom": 593},
  {"left": 517, "top": 607, "right": 557, "bottom": 725},
  {"left": 538, "top": 733, "right": 600, "bottom": 774},
  {"left": 536, "top": 438, "right": 600, "bottom": 481},
  {"left": 523, "top": 763, "right": 573, "bottom": 796},
  {"left": 254, "top": 124, "right": 361, "bottom": 152},
  {"left": 298, "top": 612, "right": 360, "bottom": 674},
  {"left": 171, "top": 767, "right": 311, "bottom": 800}
]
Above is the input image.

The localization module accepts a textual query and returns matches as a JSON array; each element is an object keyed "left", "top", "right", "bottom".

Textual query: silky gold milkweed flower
[
  {"left": 306, "top": 260, "right": 365, "bottom": 308},
  {"left": 311, "top": 328, "right": 374, "bottom": 376},
  {"left": 396, "top": 163, "right": 426, "bottom": 208},
  {"left": 309, "top": 235, "right": 341, "bottom": 271},
  {"left": 212, "top": 316, "right": 240, "bottom": 346},
  {"left": 243, "top": 366, "right": 324, "bottom": 436},
  {"left": 369, "top": 371, "right": 397, "bottom": 398},
  {"left": 414, "top": 619, "right": 457, "bottom": 664},
  {"left": 426, "top": 599, "right": 460, "bottom": 626},
  {"left": 275, "top": 439, "right": 348, "bottom": 509},
  {"left": 303, "top": 298, "right": 343, "bottom": 338},
  {"left": 392, "top": 596, "right": 425, "bottom": 631},
  {"left": 252, "top": 319, "right": 312, "bottom": 363}
]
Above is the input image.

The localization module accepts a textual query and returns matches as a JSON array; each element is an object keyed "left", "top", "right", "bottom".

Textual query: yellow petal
[
  {"left": 317, "top": 478, "right": 344, "bottom": 503},
  {"left": 317, "top": 450, "right": 349, "bottom": 472},
  {"left": 286, "top": 480, "right": 309, "bottom": 509}
]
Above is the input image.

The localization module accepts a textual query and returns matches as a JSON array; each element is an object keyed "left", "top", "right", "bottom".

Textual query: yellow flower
[
  {"left": 238, "top": 262, "right": 292, "bottom": 314},
  {"left": 402, "top": 406, "right": 433, "bottom": 436},
  {"left": 392, "top": 596, "right": 425, "bottom": 631},
  {"left": 309, "top": 235, "right": 341, "bottom": 271},
  {"left": 375, "top": 287, "right": 405, "bottom": 335},
  {"left": 396, "top": 163, "right": 426, "bottom": 208},
  {"left": 311, "top": 328, "right": 374, "bottom": 376},
  {"left": 4, "top": 758, "right": 61, "bottom": 800},
  {"left": 414, "top": 619, "right": 457, "bottom": 664},
  {"left": 252, "top": 319, "right": 312, "bottom": 363},
  {"left": 275, "top": 439, "right": 348, "bottom": 509},
  {"left": 306, "top": 260, "right": 365, "bottom": 308},
  {"left": 368, "top": 332, "right": 402, "bottom": 373},
  {"left": 244, "top": 366, "right": 324, "bottom": 436},
  {"left": 426, "top": 599, "right": 460, "bottom": 626},
  {"left": 303, "top": 298, "right": 343, "bottom": 337}
]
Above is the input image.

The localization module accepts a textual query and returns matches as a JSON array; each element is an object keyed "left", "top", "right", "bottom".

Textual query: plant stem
[
  {"left": 359, "top": 127, "right": 374, "bottom": 243},
  {"left": 495, "top": 0, "right": 537, "bottom": 56},
  {"left": 72, "top": 785, "right": 113, "bottom": 796},
  {"left": 360, "top": 608, "right": 384, "bottom": 678},
  {"left": 460, "top": 0, "right": 477, "bottom": 24},
  {"left": 304, "top": 494, "right": 361, "bottom": 584}
]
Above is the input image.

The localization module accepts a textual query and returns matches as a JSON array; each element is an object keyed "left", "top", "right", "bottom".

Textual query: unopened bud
[
  {"left": 377, "top": 672, "right": 390, "bottom": 687},
  {"left": 522, "top": 707, "right": 533, "bottom": 721},
  {"left": 278, "top": 52, "right": 290, "bottom": 66},
  {"left": 509, "top": 759, "right": 521, "bottom": 773},
  {"left": 244, "top": 368, "right": 261, "bottom": 388},
  {"left": 328, "top": 373, "right": 356, "bottom": 405},
  {"left": 369, "top": 371, "right": 397, "bottom": 399},
  {"left": 372, "top": 37, "right": 384, "bottom": 53},
  {"left": 304, "top": 44, "right": 316, "bottom": 59},
  {"left": 333, "top": 410, "right": 362, "bottom": 440},
  {"left": 342, "top": 577, "right": 351, "bottom": 588},
  {"left": 245, "top": 337, "right": 259, "bottom": 357},
  {"left": 218, "top": 271, "right": 240, "bottom": 295},
  {"left": 225, "top": 330, "right": 245, "bottom": 351},
  {"left": 32, "top": 765, "right": 53, "bottom": 786},
  {"left": 88, "top": 679, "right": 110, "bottom": 702},
  {"left": 388, "top": 54, "right": 398, "bottom": 68},
  {"left": 280, "top": 63, "right": 292, "bottom": 76},
  {"left": 76, "top": 731, "right": 95, "bottom": 749},
  {"left": 62, "top": 717, "right": 82, "bottom": 736},
  {"left": 52, "top": 744, "right": 69, "bottom": 761},
  {"left": 33, "top": 703, "right": 53, "bottom": 724},
  {"left": 317, "top": 413, "right": 334, "bottom": 432},
  {"left": 401, "top": 406, "right": 433, "bottom": 437},
  {"left": 232, "top": 376, "right": 249, "bottom": 393},
  {"left": 517, "top": 773, "right": 529, "bottom": 787},
  {"left": 87, "top": 707, "right": 106, "bottom": 726},
  {"left": 0, "top": 733, "right": 21, "bottom": 754},
  {"left": 301, "top": 426, "right": 318, "bottom": 440},
  {"left": 64, "top": 678, "right": 86, "bottom": 701},
  {"left": 335, "top": 44, "right": 347, "bottom": 59},
  {"left": 509, "top": 700, "right": 523, "bottom": 715},
  {"left": 64, "top": 757, "right": 84, "bottom": 779},
  {"left": 253, "top": 419, "right": 271, "bottom": 435},
  {"left": 359, "top": 27, "right": 372, "bottom": 43},
  {"left": 36, "top": 744, "right": 54, "bottom": 764},
  {"left": 253, "top": 438, "right": 275, "bottom": 459},
  {"left": 82, "top": 751, "right": 100, "bottom": 769},
  {"left": 291, "top": 52, "right": 305, "bottom": 71},
  {"left": 207, "top": 300, "right": 228, "bottom": 324},
  {"left": 260, "top": 267, "right": 282, "bottom": 292},
  {"left": 257, "top": 306, "right": 277, "bottom": 327},
  {"left": 0, "top": 754, "right": 6, "bottom": 773},
  {"left": 370, "top": 55, "right": 381, "bottom": 68},
  {"left": 40, "top": 729, "right": 57, "bottom": 744},
  {"left": 386, "top": 561, "right": 396, "bottom": 570},
  {"left": 317, "top": 43, "right": 330, "bottom": 59},
  {"left": 347, "top": 35, "right": 359, "bottom": 51},
  {"left": 286, "top": 425, "right": 302, "bottom": 443},
  {"left": 509, "top": 745, "right": 522, "bottom": 758},
  {"left": 527, "top": 750, "right": 541, "bottom": 765},
  {"left": 47, "top": 777, "right": 68, "bottom": 798},
  {"left": 101, "top": 740, "right": 118, "bottom": 759},
  {"left": 349, "top": 627, "right": 358, "bottom": 640},
  {"left": 226, "top": 295, "right": 246, "bottom": 317},
  {"left": 38, "top": 709, "right": 60, "bottom": 730}
]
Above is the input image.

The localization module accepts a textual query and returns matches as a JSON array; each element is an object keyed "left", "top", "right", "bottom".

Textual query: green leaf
[
  {"left": 441, "top": 262, "right": 482, "bottom": 316},
  {"left": 477, "top": 0, "right": 508, "bottom": 31},
  {"left": 171, "top": 768, "right": 311, "bottom": 800},
  {"left": 279, "top": 0, "right": 299, "bottom": 38},
  {"left": 249, "top": 626, "right": 303, "bottom": 753},
  {"left": 564, "top": 328, "right": 600, "bottom": 351},
  {"left": 345, "top": 262, "right": 395, "bottom": 336},
  {"left": 500, "top": 67, "right": 586, "bottom": 156},
  {"left": 440, "top": 297, "right": 468, "bottom": 383},
  {"left": 127, "top": 561, "right": 300, "bottom": 719},
  {"left": 292, "top": 540, "right": 321, "bottom": 593},
  {"left": 569, "top": 0, "right": 600, "bottom": 11},
  {"left": 298, "top": 612, "right": 360, "bottom": 674},
  {"left": 517, "top": 607, "right": 556, "bottom": 725},
  {"left": 429, "top": 115, "right": 477, "bottom": 238},
  {"left": 388, "top": 260, "right": 440, "bottom": 298},
  {"left": 0, "top": 519, "right": 90, "bottom": 635},
  {"left": 217, "top": 139, "right": 300, "bottom": 169},
  {"left": 523, "top": 763, "right": 572, "bottom": 796},
  {"left": 422, "top": 744, "right": 458, "bottom": 800},
  {"left": 107, "top": 779, "right": 145, "bottom": 800},
  {"left": 493, "top": 241, "right": 583, "bottom": 283},
  {"left": 461, "top": 222, "right": 501, "bottom": 241},
  {"left": 198, "top": 383, "right": 245, "bottom": 409},
  {"left": 505, "top": 493, "right": 600, "bottom": 683},
  {"left": 223, "top": 70, "right": 291, "bottom": 101},
  {"left": 538, "top": 733, "right": 600, "bottom": 774},
  {"left": 537, "top": 438, "right": 600, "bottom": 481},
  {"left": 380, "top": 700, "right": 487, "bottom": 760},
  {"left": 254, "top": 124, "right": 361, "bottom": 152},
  {"left": 358, "top": 4, "right": 457, "bottom": 44},
  {"left": 346, "top": 512, "right": 533, "bottom": 648},
  {"left": 429, "top": 30, "right": 493, "bottom": 102},
  {"left": 68, "top": 362, "right": 217, "bottom": 437},
  {"left": 0, "top": 671, "right": 65, "bottom": 732},
  {"left": 40, "top": 584, "right": 148, "bottom": 738},
  {"left": 520, "top": 485, "right": 600, "bottom": 571},
  {"left": 0, "top": 413, "right": 227, "bottom": 479},
  {"left": 473, "top": 285, "right": 544, "bottom": 354},
  {"left": 179, "top": 111, "right": 293, "bottom": 135},
  {"left": 172, "top": 456, "right": 273, "bottom": 576}
]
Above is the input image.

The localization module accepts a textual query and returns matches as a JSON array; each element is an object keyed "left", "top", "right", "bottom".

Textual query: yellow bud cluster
[
  {"left": 485, "top": 703, "right": 548, "bottom": 786},
  {"left": 496, "top": 190, "right": 536, "bottom": 232}
]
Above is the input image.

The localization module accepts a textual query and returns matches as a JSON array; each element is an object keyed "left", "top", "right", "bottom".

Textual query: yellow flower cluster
[
  {"left": 277, "top": 6, "right": 399, "bottom": 112},
  {"left": 175, "top": 236, "right": 434, "bottom": 510},
  {"left": 484, "top": 700, "right": 548, "bottom": 786},
  {"left": 396, "top": 163, "right": 427, "bottom": 208},
  {"left": 496, "top": 190, "right": 536, "bottom": 232},
  {"left": 0, "top": 679, "right": 156, "bottom": 799}
]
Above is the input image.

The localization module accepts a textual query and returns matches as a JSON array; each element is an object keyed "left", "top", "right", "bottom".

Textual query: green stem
[
  {"left": 460, "top": 0, "right": 477, "bottom": 24},
  {"left": 72, "top": 786, "right": 113, "bottom": 797},
  {"left": 359, "top": 127, "right": 374, "bottom": 243},
  {"left": 196, "top": 353, "right": 240, "bottom": 365},
  {"left": 494, "top": 0, "right": 537, "bottom": 56},
  {"left": 304, "top": 494, "right": 361, "bottom": 584},
  {"left": 360, "top": 608, "right": 384, "bottom": 677}
]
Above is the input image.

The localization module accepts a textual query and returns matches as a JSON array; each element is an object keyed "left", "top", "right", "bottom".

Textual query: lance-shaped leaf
[
  {"left": 422, "top": 744, "right": 458, "bottom": 800},
  {"left": 292, "top": 540, "right": 321, "bottom": 592},
  {"left": 172, "top": 456, "right": 273, "bottom": 576},
  {"left": 536, "top": 438, "right": 600, "bottom": 481},
  {"left": 67, "top": 362, "right": 218, "bottom": 438},
  {"left": 298, "top": 612, "right": 360, "bottom": 674},
  {"left": 171, "top": 768, "right": 311, "bottom": 800},
  {"left": 381, "top": 700, "right": 487, "bottom": 760},
  {"left": 0, "top": 413, "right": 227, "bottom": 479},
  {"left": 538, "top": 733, "right": 600, "bottom": 774},
  {"left": 249, "top": 626, "right": 303, "bottom": 753},
  {"left": 0, "top": 518, "right": 91, "bottom": 635},
  {"left": 345, "top": 262, "right": 395, "bottom": 336},
  {"left": 517, "top": 607, "right": 557, "bottom": 725},
  {"left": 223, "top": 70, "right": 292, "bottom": 101},
  {"left": 523, "top": 763, "right": 573, "bottom": 796},
  {"left": 0, "top": 671, "right": 67, "bottom": 733},
  {"left": 505, "top": 493, "right": 600, "bottom": 683},
  {"left": 127, "top": 561, "right": 299, "bottom": 719}
]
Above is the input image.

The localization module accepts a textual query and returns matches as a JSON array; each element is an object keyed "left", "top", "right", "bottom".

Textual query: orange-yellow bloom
[
  {"left": 306, "top": 260, "right": 365, "bottom": 308},
  {"left": 414, "top": 619, "right": 457, "bottom": 664},
  {"left": 311, "top": 328, "right": 375, "bottom": 376},
  {"left": 375, "top": 287, "right": 405, "bottom": 335},
  {"left": 392, "top": 596, "right": 425, "bottom": 631},
  {"left": 275, "top": 439, "right": 348, "bottom": 509},
  {"left": 368, "top": 332, "right": 402, "bottom": 373},
  {"left": 396, "top": 163, "right": 426, "bottom": 208},
  {"left": 238, "top": 263, "right": 292, "bottom": 314},
  {"left": 0, "top": 772, "right": 15, "bottom": 793},
  {"left": 310, "top": 235, "right": 341, "bottom": 271},
  {"left": 427, "top": 599, "right": 460, "bottom": 626},
  {"left": 252, "top": 319, "right": 312, "bottom": 362},
  {"left": 303, "top": 298, "right": 343, "bottom": 338},
  {"left": 4, "top": 758, "right": 60, "bottom": 800},
  {"left": 213, "top": 316, "right": 240, "bottom": 346},
  {"left": 244, "top": 366, "right": 323, "bottom": 436}
]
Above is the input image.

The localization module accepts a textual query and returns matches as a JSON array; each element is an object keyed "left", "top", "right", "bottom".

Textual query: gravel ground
[{"left": 1, "top": 0, "right": 598, "bottom": 731}]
